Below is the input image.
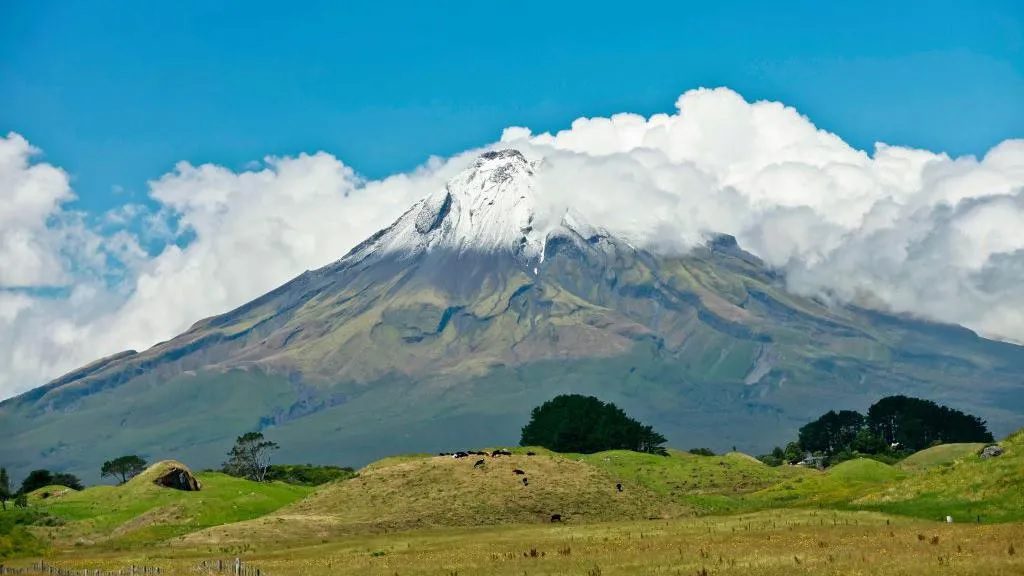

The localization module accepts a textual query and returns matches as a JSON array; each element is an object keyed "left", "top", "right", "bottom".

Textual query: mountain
[{"left": 3, "top": 149, "right": 1024, "bottom": 482}]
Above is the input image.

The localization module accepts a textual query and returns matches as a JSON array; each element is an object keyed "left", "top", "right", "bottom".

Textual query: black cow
[
  {"left": 453, "top": 451, "right": 469, "bottom": 459},
  {"left": 474, "top": 459, "right": 485, "bottom": 468},
  {"left": 616, "top": 483, "right": 623, "bottom": 492},
  {"left": 526, "top": 451, "right": 536, "bottom": 456},
  {"left": 550, "top": 514, "right": 561, "bottom": 522},
  {"left": 513, "top": 469, "right": 526, "bottom": 475},
  {"left": 522, "top": 477, "right": 529, "bottom": 486}
]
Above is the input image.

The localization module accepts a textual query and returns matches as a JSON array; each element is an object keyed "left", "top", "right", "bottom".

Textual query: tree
[
  {"left": 757, "top": 446, "right": 786, "bottom": 466},
  {"left": 0, "top": 467, "right": 10, "bottom": 510},
  {"left": 850, "top": 427, "right": 887, "bottom": 454},
  {"left": 14, "top": 493, "right": 28, "bottom": 508},
  {"left": 18, "top": 470, "right": 53, "bottom": 495},
  {"left": 783, "top": 441, "right": 803, "bottom": 464},
  {"left": 223, "top": 432, "right": 279, "bottom": 482},
  {"left": 18, "top": 469, "right": 83, "bottom": 494},
  {"left": 52, "top": 473, "right": 84, "bottom": 491},
  {"left": 520, "top": 394, "right": 668, "bottom": 455},
  {"left": 101, "top": 455, "right": 148, "bottom": 484},
  {"left": 798, "top": 410, "right": 864, "bottom": 455},
  {"left": 867, "top": 395, "right": 993, "bottom": 451}
]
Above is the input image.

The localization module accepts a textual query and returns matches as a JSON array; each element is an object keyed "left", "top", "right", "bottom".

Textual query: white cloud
[
  {"left": 2, "top": 87, "right": 1023, "bottom": 400},
  {"left": 0, "top": 133, "right": 75, "bottom": 287},
  {"left": 504, "top": 87, "right": 1024, "bottom": 343}
]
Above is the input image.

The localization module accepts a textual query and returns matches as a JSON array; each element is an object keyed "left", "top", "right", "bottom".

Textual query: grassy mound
[
  {"left": 856, "top": 430, "right": 1024, "bottom": 522},
  {"left": 29, "top": 460, "right": 312, "bottom": 549},
  {"left": 27, "top": 485, "right": 76, "bottom": 503},
  {"left": 579, "top": 449, "right": 811, "bottom": 513},
  {"left": 179, "top": 450, "right": 691, "bottom": 547},
  {"left": 747, "top": 458, "right": 907, "bottom": 508},
  {"left": 897, "top": 443, "right": 986, "bottom": 472}
]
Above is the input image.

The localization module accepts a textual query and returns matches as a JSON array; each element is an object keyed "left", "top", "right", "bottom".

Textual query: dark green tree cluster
[
  {"left": 100, "top": 455, "right": 148, "bottom": 484},
  {"left": 759, "top": 395, "right": 993, "bottom": 466},
  {"left": 17, "top": 470, "right": 83, "bottom": 494},
  {"left": 866, "top": 395, "right": 992, "bottom": 451},
  {"left": 520, "top": 394, "right": 668, "bottom": 455}
]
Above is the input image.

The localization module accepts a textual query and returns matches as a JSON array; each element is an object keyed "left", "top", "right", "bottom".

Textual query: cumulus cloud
[
  {"left": 504, "top": 88, "right": 1024, "bottom": 342},
  {"left": 1, "top": 87, "right": 1023, "bottom": 400},
  {"left": 0, "top": 133, "right": 75, "bottom": 287},
  {"left": 0, "top": 144, "right": 475, "bottom": 399}
]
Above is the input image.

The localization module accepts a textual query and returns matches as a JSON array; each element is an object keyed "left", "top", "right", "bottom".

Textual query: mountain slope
[{"left": 3, "top": 149, "right": 1024, "bottom": 482}]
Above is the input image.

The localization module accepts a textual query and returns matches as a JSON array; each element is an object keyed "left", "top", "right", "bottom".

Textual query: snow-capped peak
[{"left": 346, "top": 149, "right": 548, "bottom": 266}]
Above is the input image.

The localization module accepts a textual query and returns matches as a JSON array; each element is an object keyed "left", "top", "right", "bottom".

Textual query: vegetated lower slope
[
  {"left": 28, "top": 460, "right": 311, "bottom": 549},
  {"left": 4, "top": 149, "right": 1024, "bottom": 484},
  {"left": 13, "top": 434, "right": 1024, "bottom": 557},
  {"left": 179, "top": 434, "right": 1024, "bottom": 550},
  {"left": 857, "top": 431, "right": 1024, "bottom": 522}
]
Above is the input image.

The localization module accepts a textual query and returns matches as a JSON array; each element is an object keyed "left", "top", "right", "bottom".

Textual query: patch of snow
[{"left": 336, "top": 149, "right": 594, "bottom": 268}]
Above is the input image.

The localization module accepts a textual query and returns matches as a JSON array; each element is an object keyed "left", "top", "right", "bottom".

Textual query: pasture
[{"left": 2, "top": 432, "right": 1022, "bottom": 574}]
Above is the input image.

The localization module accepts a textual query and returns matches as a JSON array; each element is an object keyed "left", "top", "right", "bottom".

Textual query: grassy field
[
  {"left": 1, "top": 432, "right": 1022, "bottom": 574},
  {"left": 3, "top": 510, "right": 1023, "bottom": 575}
]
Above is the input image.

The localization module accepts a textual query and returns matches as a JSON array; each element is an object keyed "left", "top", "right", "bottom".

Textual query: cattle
[
  {"left": 526, "top": 451, "right": 536, "bottom": 456},
  {"left": 453, "top": 451, "right": 469, "bottom": 459},
  {"left": 616, "top": 483, "right": 623, "bottom": 492},
  {"left": 474, "top": 459, "right": 485, "bottom": 468},
  {"left": 438, "top": 452, "right": 451, "bottom": 456},
  {"left": 550, "top": 514, "right": 561, "bottom": 522},
  {"left": 513, "top": 469, "right": 526, "bottom": 475},
  {"left": 522, "top": 477, "right": 529, "bottom": 486},
  {"left": 491, "top": 449, "right": 512, "bottom": 457}
]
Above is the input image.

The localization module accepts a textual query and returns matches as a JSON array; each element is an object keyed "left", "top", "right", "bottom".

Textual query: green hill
[
  {"left": 857, "top": 431, "right": 1024, "bottom": 522},
  {"left": 897, "top": 442, "right": 986, "bottom": 472},
  {"left": 178, "top": 449, "right": 689, "bottom": 548},
  {"left": 579, "top": 449, "right": 811, "bottom": 513},
  {"left": 747, "top": 458, "right": 907, "bottom": 508},
  {"left": 27, "top": 460, "right": 311, "bottom": 549},
  {"left": 4, "top": 433, "right": 1023, "bottom": 564}
]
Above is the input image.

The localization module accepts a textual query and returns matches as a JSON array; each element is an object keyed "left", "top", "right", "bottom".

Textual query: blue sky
[
  {"left": 3, "top": 1, "right": 1024, "bottom": 400},
  {"left": 1, "top": 0, "right": 1022, "bottom": 214}
]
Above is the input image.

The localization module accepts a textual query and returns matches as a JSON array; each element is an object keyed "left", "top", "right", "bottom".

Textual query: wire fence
[{"left": 0, "top": 558, "right": 267, "bottom": 576}]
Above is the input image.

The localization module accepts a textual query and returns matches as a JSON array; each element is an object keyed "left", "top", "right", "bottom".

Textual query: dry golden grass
[{"left": 7, "top": 510, "right": 1024, "bottom": 575}]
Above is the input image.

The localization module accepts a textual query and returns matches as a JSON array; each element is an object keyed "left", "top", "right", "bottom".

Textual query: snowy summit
[{"left": 342, "top": 149, "right": 560, "bottom": 267}]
